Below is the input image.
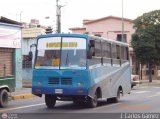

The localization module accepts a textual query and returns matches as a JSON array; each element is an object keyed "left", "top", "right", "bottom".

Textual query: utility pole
[
  {"left": 121, "top": 0, "right": 124, "bottom": 42},
  {"left": 20, "top": 11, "right": 23, "bottom": 22},
  {"left": 56, "top": 0, "right": 63, "bottom": 33}
]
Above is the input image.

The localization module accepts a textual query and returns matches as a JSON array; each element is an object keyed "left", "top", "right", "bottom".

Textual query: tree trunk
[{"left": 149, "top": 62, "right": 152, "bottom": 82}]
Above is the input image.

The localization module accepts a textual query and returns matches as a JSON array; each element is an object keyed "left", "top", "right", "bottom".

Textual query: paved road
[{"left": 0, "top": 86, "right": 160, "bottom": 118}]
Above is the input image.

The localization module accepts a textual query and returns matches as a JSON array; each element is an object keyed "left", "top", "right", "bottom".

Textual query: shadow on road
[{"left": 43, "top": 100, "right": 120, "bottom": 111}]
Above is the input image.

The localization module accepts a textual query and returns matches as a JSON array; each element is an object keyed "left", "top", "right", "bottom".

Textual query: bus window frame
[
  {"left": 101, "top": 40, "right": 112, "bottom": 65},
  {"left": 89, "top": 39, "right": 103, "bottom": 65},
  {"left": 34, "top": 36, "right": 88, "bottom": 70}
]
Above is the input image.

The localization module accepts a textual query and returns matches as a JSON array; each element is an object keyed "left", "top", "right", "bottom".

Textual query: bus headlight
[{"left": 77, "top": 82, "right": 84, "bottom": 86}]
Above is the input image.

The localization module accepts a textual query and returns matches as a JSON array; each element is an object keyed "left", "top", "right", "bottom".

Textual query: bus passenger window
[
  {"left": 121, "top": 46, "right": 125, "bottom": 60},
  {"left": 90, "top": 40, "right": 95, "bottom": 47},
  {"left": 90, "top": 47, "right": 95, "bottom": 56},
  {"left": 122, "top": 47, "right": 128, "bottom": 60},
  {"left": 107, "top": 43, "right": 111, "bottom": 58},
  {"left": 102, "top": 41, "right": 107, "bottom": 57},
  {"left": 120, "top": 46, "right": 129, "bottom": 64},
  {"left": 125, "top": 47, "right": 129, "bottom": 60},
  {"left": 95, "top": 41, "right": 101, "bottom": 57},
  {"left": 102, "top": 42, "right": 112, "bottom": 64},
  {"left": 116, "top": 45, "right": 120, "bottom": 59},
  {"left": 89, "top": 40, "right": 95, "bottom": 56},
  {"left": 89, "top": 40, "right": 102, "bottom": 65},
  {"left": 112, "top": 45, "right": 117, "bottom": 59}
]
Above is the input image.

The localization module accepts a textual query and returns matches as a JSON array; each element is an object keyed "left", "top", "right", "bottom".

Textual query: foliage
[{"left": 131, "top": 10, "right": 160, "bottom": 65}]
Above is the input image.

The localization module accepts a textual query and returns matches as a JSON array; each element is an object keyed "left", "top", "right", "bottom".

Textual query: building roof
[
  {"left": 69, "top": 16, "right": 133, "bottom": 31},
  {"left": 69, "top": 27, "right": 86, "bottom": 30},
  {"left": 0, "top": 16, "right": 22, "bottom": 25},
  {"left": 83, "top": 15, "right": 133, "bottom": 25}
]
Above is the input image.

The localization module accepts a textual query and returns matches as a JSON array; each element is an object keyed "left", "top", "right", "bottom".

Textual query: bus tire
[
  {"left": 0, "top": 89, "right": 9, "bottom": 108},
  {"left": 45, "top": 95, "right": 56, "bottom": 108},
  {"left": 115, "top": 88, "right": 121, "bottom": 103},
  {"left": 88, "top": 91, "right": 98, "bottom": 108},
  {"left": 107, "top": 88, "right": 121, "bottom": 103}
]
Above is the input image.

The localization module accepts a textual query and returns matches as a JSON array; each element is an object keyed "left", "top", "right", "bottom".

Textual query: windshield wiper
[{"left": 65, "top": 52, "right": 69, "bottom": 66}]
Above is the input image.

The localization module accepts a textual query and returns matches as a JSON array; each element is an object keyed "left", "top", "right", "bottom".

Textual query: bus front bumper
[{"left": 32, "top": 87, "right": 89, "bottom": 96}]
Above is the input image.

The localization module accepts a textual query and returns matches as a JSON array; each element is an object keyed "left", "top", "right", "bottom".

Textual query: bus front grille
[
  {"left": 48, "top": 77, "right": 59, "bottom": 85},
  {"left": 61, "top": 78, "right": 72, "bottom": 85},
  {"left": 48, "top": 77, "right": 72, "bottom": 85}
]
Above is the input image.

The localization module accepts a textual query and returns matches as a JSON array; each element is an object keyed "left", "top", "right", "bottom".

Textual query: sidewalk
[
  {"left": 138, "top": 79, "right": 160, "bottom": 87},
  {"left": 11, "top": 80, "right": 160, "bottom": 100},
  {"left": 11, "top": 88, "right": 36, "bottom": 100}
]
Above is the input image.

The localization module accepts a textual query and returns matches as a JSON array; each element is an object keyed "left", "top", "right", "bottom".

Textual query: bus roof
[
  {"left": 37, "top": 33, "right": 129, "bottom": 46},
  {"left": 37, "top": 33, "right": 89, "bottom": 39}
]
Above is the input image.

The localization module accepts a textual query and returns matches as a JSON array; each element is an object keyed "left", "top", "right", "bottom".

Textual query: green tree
[{"left": 131, "top": 10, "right": 160, "bottom": 82}]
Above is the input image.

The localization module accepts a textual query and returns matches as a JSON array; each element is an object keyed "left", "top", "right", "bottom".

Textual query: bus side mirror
[
  {"left": 28, "top": 44, "right": 37, "bottom": 61},
  {"left": 28, "top": 51, "right": 33, "bottom": 61}
]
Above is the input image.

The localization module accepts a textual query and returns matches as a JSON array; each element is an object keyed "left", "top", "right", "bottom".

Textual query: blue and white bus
[{"left": 30, "top": 33, "right": 131, "bottom": 108}]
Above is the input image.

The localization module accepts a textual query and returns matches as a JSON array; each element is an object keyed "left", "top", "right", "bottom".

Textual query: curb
[
  {"left": 138, "top": 81, "right": 160, "bottom": 86},
  {"left": 11, "top": 94, "right": 36, "bottom": 100}
]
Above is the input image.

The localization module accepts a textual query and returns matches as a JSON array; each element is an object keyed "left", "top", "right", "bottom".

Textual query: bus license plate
[{"left": 55, "top": 89, "right": 63, "bottom": 94}]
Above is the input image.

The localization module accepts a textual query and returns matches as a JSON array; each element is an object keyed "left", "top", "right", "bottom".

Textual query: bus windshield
[{"left": 35, "top": 37, "right": 87, "bottom": 69}]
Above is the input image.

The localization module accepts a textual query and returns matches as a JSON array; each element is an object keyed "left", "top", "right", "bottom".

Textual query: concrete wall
[
  {"left": 70, "top": 29, "right": 86, "bottom": 34},
  {"left": 22, "top": 38, "right": 36, "bottom": 80},
  {"left": 15, "top": 48, "right": 22, "bottom": 88},
  {"left": 22, "top": 27, "right": 45, "bottom": 87},
  {"left": 84, "top": 18, "right": 135, "bottom": 44}
]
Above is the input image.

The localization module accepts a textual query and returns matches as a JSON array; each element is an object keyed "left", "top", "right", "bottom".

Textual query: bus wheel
[
  {"left": 0, "top": 89, "right": 9, "bottom": 108},
  {"left": 45, "top": 95, "right": 56, "bottom": 108},
  {"left": 113, "top": 88, "right": 121, "bottom": 103},
  {"left": 88, "top": 91, "right": 98, "bottom": 108},
  {"left": 107, "top": 89, "right": 121, "bottom": 103}
]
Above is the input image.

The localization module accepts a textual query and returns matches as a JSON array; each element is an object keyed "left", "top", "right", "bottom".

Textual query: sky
[{"left": 0, "top": 0, "right": 160, "bottom": 32}]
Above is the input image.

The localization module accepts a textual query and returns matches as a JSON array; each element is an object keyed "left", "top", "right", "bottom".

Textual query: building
[
  {"left": 70, "top": 16, "right": 134, "bottom": 42},
  {"left": 69, "top": 16, "right": 136, "bottom": 74},
  {"left": 0, "top": 16, "right": 22, "bottom": 88},
  {"left": 69, "top": 15, "right": 160, "bottom": 80},
  {"left": 22, "top": 19, "right": 46, "bottom": 87}
]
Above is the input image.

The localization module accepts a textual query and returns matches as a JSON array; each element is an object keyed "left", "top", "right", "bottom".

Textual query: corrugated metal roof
[{"left": 0, "top": 16, "right": 22, "bottom": 25}]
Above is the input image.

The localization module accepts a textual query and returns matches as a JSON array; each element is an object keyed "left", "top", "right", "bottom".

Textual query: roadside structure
[
  {"left": 22, "top": 19, "right": 46, "bottom": 87},
  {"left": 0, "top": 16, "right": 22, "bottom": 88},
  {"left": 69, "top": 15, "right": 160, "bottom": 80},
  {"left": 69, "top": 16, "right": 136, "bottom": 74}
]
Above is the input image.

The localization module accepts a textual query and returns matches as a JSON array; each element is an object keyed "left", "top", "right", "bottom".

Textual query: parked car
[
  {"left": 131, "top": 74, "right": 140, "bottom": 88},
  {"left": 0, "top": 76, "right": 15, "bottom": 108}
]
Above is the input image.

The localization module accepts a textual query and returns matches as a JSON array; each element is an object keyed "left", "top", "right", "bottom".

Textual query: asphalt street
[{"left": 1, "top": 85, "right": 160, "bottom": 113}]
